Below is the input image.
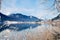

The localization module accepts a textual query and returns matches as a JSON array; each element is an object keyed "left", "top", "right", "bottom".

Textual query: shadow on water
[{"left": 0, "top": 23, "right": 41, "bottom": 32}]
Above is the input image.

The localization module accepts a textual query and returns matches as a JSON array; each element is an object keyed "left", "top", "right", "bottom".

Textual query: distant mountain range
[
  {"left": 0, "top": 13, "right": 19, "bottom": 22},
  {"left": 9, "top": 13, "right": 42, "bottom": 22},
  {"left": 0, "top": 13, "right": 42, "bottom": 22},
  {"left": 52, "top": 14, "right": 60, "bottom": 21}
]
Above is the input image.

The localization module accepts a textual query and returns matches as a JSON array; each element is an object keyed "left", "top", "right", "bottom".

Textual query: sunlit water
[{"left": 0, "top": 24, "right": 60, "bottom": 40}]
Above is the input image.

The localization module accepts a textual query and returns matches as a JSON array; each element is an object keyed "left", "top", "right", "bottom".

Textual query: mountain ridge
[{"left": 52, "top": 14, "right": 60, "bottom": 21}]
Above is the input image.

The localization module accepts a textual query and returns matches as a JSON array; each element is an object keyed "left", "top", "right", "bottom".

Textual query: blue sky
[{"left": 1, "top": 0, "right": 59, "bottom": 19}]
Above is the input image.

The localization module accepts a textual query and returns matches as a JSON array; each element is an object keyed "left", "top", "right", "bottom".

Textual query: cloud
[
  {"left": 1, "top": 7, "right": 47, "bottom": 19},
  {"left": 2, "top": 0, "right": 16, "bottom": 8},
  {"left": 1, "top": 7, "right": 34, "bottom": 15}
]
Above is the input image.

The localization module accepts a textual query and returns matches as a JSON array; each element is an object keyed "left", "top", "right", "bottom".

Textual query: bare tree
[
  {"left": 0, "top": 0, "right": 1, "bottom": 10},
  {"left": 55, "top": 0, "right": 60, "bottom": 12}
]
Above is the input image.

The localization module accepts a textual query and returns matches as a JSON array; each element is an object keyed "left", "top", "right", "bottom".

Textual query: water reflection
[
  {"left": 0, "top": 23, "right": 41, "bottom": 32},
  {"left": 9, "top": 23, "right": 41, "bottom": 31}
]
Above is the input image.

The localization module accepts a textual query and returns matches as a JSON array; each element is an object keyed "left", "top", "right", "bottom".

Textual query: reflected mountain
[
  {"left": 0, "top": 23, "right": 40, "bottom": 32},
  {"left": 0, "top": 12, "right": 42, "bottom": 32},
  {"left": 10, "top": 24, "right": 40, "bottom": 31}
]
